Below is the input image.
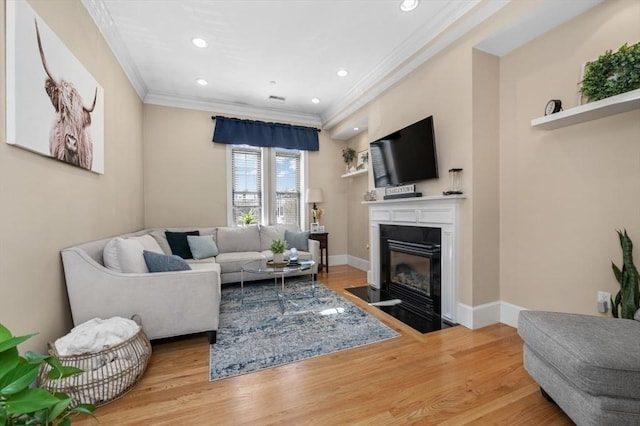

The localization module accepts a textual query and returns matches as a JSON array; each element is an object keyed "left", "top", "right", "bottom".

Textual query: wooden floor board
[{"left": 73, "top": 265, "right": 573, "bottom": 425}]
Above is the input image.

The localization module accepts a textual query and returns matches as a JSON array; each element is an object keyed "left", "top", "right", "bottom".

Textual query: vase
[{"left": 272, "top": 253, "right": 284, "bottom": 264}]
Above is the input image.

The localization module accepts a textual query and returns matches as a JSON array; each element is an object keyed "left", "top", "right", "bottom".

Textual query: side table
[{"left": 309, "top": 232, "right": 328, "bottom": 272}]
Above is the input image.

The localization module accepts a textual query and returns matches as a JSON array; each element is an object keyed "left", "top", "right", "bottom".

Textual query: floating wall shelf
[
  {"left": 341, "top": 168, "right": 368, "bottom": 178},
  {"left": 531, "top": 88, "right": 640, "bottom": 130}
]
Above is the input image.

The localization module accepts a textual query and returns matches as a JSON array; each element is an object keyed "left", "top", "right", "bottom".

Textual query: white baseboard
[
  {"left": 456, "top": 301, "right": 526, "bottom": 329},
  {"left": 328, "top": 254, "right": 347, "bottom": 266},
  {"left": 347, "top": 255, "right": 369, "bottom": 271}
]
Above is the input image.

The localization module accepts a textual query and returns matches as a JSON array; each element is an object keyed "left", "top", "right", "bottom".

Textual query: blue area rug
[{"left": 210, "top": 278, "right": 399, "bottom": 381}]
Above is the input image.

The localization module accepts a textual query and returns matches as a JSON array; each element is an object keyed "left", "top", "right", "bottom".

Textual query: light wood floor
[{"left": 74, "top": 266, "right": 573, "bottom": 425}]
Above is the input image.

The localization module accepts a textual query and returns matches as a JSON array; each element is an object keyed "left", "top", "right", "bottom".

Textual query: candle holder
[{"left": 443, "top": 168, "right": 463, "bottom": 195}]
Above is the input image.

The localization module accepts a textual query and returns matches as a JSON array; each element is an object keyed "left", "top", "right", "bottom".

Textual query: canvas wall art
[{"left": 6, "top": 0, "right": 105, "bottom": 174}]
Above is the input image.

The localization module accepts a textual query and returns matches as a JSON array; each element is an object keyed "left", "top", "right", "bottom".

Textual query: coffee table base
[{"left": 241, "top": 271, "right": 315, "bottom": 313}]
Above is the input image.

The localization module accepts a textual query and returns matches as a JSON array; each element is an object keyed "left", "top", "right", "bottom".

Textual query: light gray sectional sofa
[
  {"left": 61, "top": 224, "right": 319, "bottom": 344},
  {"left": 518, "top": 310, "right": 640, "bottom": 425}
]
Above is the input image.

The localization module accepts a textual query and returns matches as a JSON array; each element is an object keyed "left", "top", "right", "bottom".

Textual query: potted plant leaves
[
  {"left": 342, "top": 147, "right": 356, "bottom": 173},
  {"left": 611, "top": 229, "right": 640, "bottom": 319},
  {"left": 0, "top": 323, "right": 95, "bottom": 425},
  {"left": 270, "top": 239, "right": 287, "bottom": 265}
]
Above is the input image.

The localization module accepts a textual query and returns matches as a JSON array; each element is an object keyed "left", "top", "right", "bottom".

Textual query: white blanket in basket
[{"left": 55, "top": 317, "right": 140, "bottom": 356}]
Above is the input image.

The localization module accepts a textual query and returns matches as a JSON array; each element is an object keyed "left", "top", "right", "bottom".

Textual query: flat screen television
[{"left": 369, "top": 115, "right": 438, "bottom": 188}]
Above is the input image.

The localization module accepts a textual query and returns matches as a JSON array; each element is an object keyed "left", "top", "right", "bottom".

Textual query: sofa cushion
[
  {"left": 259, "top": 224, "right": 298, "bottom": 251},
  {"left": 285, "top": 229, "right": 310, "bottom": 251},
  {"left": 215, "top": 251, "right": 264, "bottom": 274},
  {"left": 187, "top": 235, "right": 219, "bottom": 259},
  {"left": 518, "top": 310, "right": 640, "bottom": 400},
  {"left": 166, "top": 230, "right": 200, "bottom": 259},
  {"left": 130, "top": 234, "right": 164, "bottom": 254},
  {"left": 216, "top": 225, "right": 260, "bottom": 253},
  {"left": 143, "top": 250, "right": 191, "bottom": 272},
  {"left": 103, "top": 238, "right": 148, "bottom": 273},
  {"left": 149, "top": 230, "right": 172, "bottom": 254}
]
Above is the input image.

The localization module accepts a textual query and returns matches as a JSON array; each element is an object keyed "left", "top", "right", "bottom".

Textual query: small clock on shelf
[{"left": 545, "top": 99, "right": 562, "bottom": 115}]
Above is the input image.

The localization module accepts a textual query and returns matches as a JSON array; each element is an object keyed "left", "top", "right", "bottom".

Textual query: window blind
[
  {"left": 274, "top": 149, "right": 301, "bottom": 225},
  {"left": 231, "top": 146, "right": 262, "bottom": 224}
]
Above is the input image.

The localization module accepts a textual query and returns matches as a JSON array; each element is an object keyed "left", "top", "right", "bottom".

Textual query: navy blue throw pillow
[
  {"left": 165, "top": 230, "right": 200, "bottom": 259},
  {"left": 143, "top": 250, "right": 191, "bottom": 273}
]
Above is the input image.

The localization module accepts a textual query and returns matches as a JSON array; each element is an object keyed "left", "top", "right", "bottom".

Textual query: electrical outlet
[{"left": 597, "top": 291, "right": 611, "bottom": 313}]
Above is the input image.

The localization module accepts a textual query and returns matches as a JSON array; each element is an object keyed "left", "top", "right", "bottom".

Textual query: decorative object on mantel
[
  {"left": 611, "top": 229, "right": 639, "bottom": 319},
  {"left": 356, "top": 149, "right": 369, "bottom": 170},
  {"left": 306, "top": 188, "right": 324, "bottom": 227},
  {"left": 580, "top": 42, "right": 640, "bottom": 104},
  {"left": 270, "top": 239, "right": 287, "bottom": 265},
  {"left": 443, "top": 168, "right": 463, "bottom": 195},
  {"left": 363, "top": 190, "right": 377, "bottom": 202},
  {"left": 384, "top": 184, "right": 422, "bottom": 200},
  {"left": 342, "top": 147, "right": 356, "bottom": 173},
  {"left": 545, "top": 99, "right": 562, "bottom": 115}
]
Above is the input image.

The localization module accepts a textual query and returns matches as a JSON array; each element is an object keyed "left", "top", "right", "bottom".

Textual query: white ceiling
[{"left": 81, "top": 0, "right": 602, "bottom": 136}]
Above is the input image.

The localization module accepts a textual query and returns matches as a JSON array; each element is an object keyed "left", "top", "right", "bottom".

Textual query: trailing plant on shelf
[
  {"left": 580, "top": 42, "right": 640, "bottom": 102},
  {"left": 0, "top": 323, "right": 94, "bottom": 425},
  {"left": 342, "top": 147, "right": 356, "bottom": 170},
  {"left": 237, "top": 209, "right": 257, "bottom": 226},
  {"left": 611, "top": 229, "right": 640, "bottom": 319}
]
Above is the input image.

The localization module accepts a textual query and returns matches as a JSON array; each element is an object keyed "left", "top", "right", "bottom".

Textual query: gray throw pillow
[
  {"left": 284, "top": 230, "right": 310, "bottom": 251},
  {"left": 143, "top": 250, "right": 191, "bottom": 273},
  {"left": 634, "top": 308, "right": 640, "bottom": 322},
  {"left": 187, "top": 235, "right": 219, "bottom": 259}
]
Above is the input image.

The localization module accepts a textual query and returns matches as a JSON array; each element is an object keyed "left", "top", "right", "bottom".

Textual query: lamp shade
[{"left": 306, "top": 188, "right": 323, "bottom": 204}]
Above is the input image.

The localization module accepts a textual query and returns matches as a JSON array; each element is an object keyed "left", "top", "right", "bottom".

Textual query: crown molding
[
  {"left": 81, "top": 0, "right": 147, "bottom": 100},
  {"left": 144, "top": 92, "right": 322, "bottom": 127},
  {"left": 321, "top": 0, "right": 510, "bottom": 129}
]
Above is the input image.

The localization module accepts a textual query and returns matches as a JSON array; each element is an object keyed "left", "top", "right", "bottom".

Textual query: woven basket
[{"left": 38, "top": 319, "right": 152, "bottom": 407}]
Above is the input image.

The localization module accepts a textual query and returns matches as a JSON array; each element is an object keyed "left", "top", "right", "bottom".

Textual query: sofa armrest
[
  {"left": 307, "top": 238, "right": 320, "bottom": 274},
  {"left": 61, "top": 248, "right": 221, "bottom": 340}
]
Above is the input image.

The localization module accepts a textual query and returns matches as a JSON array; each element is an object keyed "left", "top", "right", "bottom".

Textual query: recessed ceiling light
[
  {"left": 337, "top": 69, "right": 349, "bottom": 77},
  {"left": 400, "top": 0, "right": 419, "bottom": 12},
  {"left": 353, "top": 127, "right": 359, "bottom": 131},
  {"left": 192, "top": 37, "right": 208, "bottom": 48},
  {"left": 196, "top": 78, "right": 208, "bottom": 86},
  {"left": 311, "top": 98, "right": 320, "bottom": 104}
]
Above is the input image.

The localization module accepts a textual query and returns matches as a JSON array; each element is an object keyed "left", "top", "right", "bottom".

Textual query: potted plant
[
  {"left": 342, "top": 147, "right": 356, "bottom": 173},
  {"left": 237, "top": 209, "right": 257, "bottom": 226},
  {"left": 611, "top": 229, "right": 640, "bottom": 319},
  {"left": 0, "top": 323, "right": 94, "bottom": 425},
  {"left": 581, "top": 42, "right": 640, "bottom": 102},
  {"left": 270, "top": 239, "right": 287, "bottom": 265}
]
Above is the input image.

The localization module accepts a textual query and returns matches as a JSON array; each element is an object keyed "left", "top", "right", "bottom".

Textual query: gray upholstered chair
[{"left": 518, "top": 310, "right": 640, "bottom": 425}]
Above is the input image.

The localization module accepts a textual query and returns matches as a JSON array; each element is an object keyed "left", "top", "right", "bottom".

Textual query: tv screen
[{"left": 369, "top": 116, "right": 438, "bottom": 188}]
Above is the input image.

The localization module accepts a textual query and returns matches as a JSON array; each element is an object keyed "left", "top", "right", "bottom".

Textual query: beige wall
[
  {"left": 471, "top": 49, "right": 500, "bottom": 305},
  {"left": 345, "top": 132, "right": 371, "bottom": 262},
  {"left": 0, "top": 0, "right": 144, "bottom": 350},
  {"left": 143, "top": 104, "right": 350, "bottom": 258},
  {"left": 499, "top": 0, "right": 640, "bottom": 315}
]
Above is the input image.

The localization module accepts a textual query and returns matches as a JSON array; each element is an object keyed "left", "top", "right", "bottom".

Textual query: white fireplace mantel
[{"left": 365, "top": 195, "right": 465, "bottom": 323}]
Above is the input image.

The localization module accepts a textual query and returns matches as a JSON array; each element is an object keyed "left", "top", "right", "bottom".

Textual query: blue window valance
[{"left": 212, "top": 116, "right": 320, "bottom": 151}]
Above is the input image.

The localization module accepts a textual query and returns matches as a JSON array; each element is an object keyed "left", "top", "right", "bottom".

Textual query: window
[{"left": 228, "top": 145, "right": 306, "bottom": 227}]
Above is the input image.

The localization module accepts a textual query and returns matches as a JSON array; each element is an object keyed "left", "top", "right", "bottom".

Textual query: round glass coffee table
[{"left": 240, "top": 259, "right": 315, "bottom": 312}]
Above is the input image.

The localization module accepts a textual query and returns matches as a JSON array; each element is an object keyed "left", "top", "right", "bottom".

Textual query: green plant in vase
[
  {"left": 270, "top": 239, "right": 288, "bottom": 264},
  {"left": 581, "top": 42, "right": 640, "bottom": 102},
  {"left": 611, "top": 229, "right": 640, "bottom": 319},
  {"left": 342, "top": 147, "right": 356, "bottom": 172},
  {"left": 0, "top": 323, "right": 95, "bottom": 425}
]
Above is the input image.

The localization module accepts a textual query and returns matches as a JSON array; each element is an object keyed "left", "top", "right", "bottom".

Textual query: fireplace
[{"left": 380, "top": 225, "right": 441, "bottom": 319}]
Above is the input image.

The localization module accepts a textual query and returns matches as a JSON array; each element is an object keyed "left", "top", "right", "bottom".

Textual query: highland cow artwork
[{"left": 6, "top": 1, "right": 104, "bottom": 174}]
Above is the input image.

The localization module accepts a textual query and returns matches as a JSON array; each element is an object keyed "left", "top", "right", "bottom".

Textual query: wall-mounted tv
[{"left": 369, "top": 115, "right": 438, "bottom": 188}]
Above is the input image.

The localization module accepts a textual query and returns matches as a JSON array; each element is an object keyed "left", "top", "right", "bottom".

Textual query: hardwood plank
[{"left": 72, "top": 266, "right": 573, "bottom": 426}]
